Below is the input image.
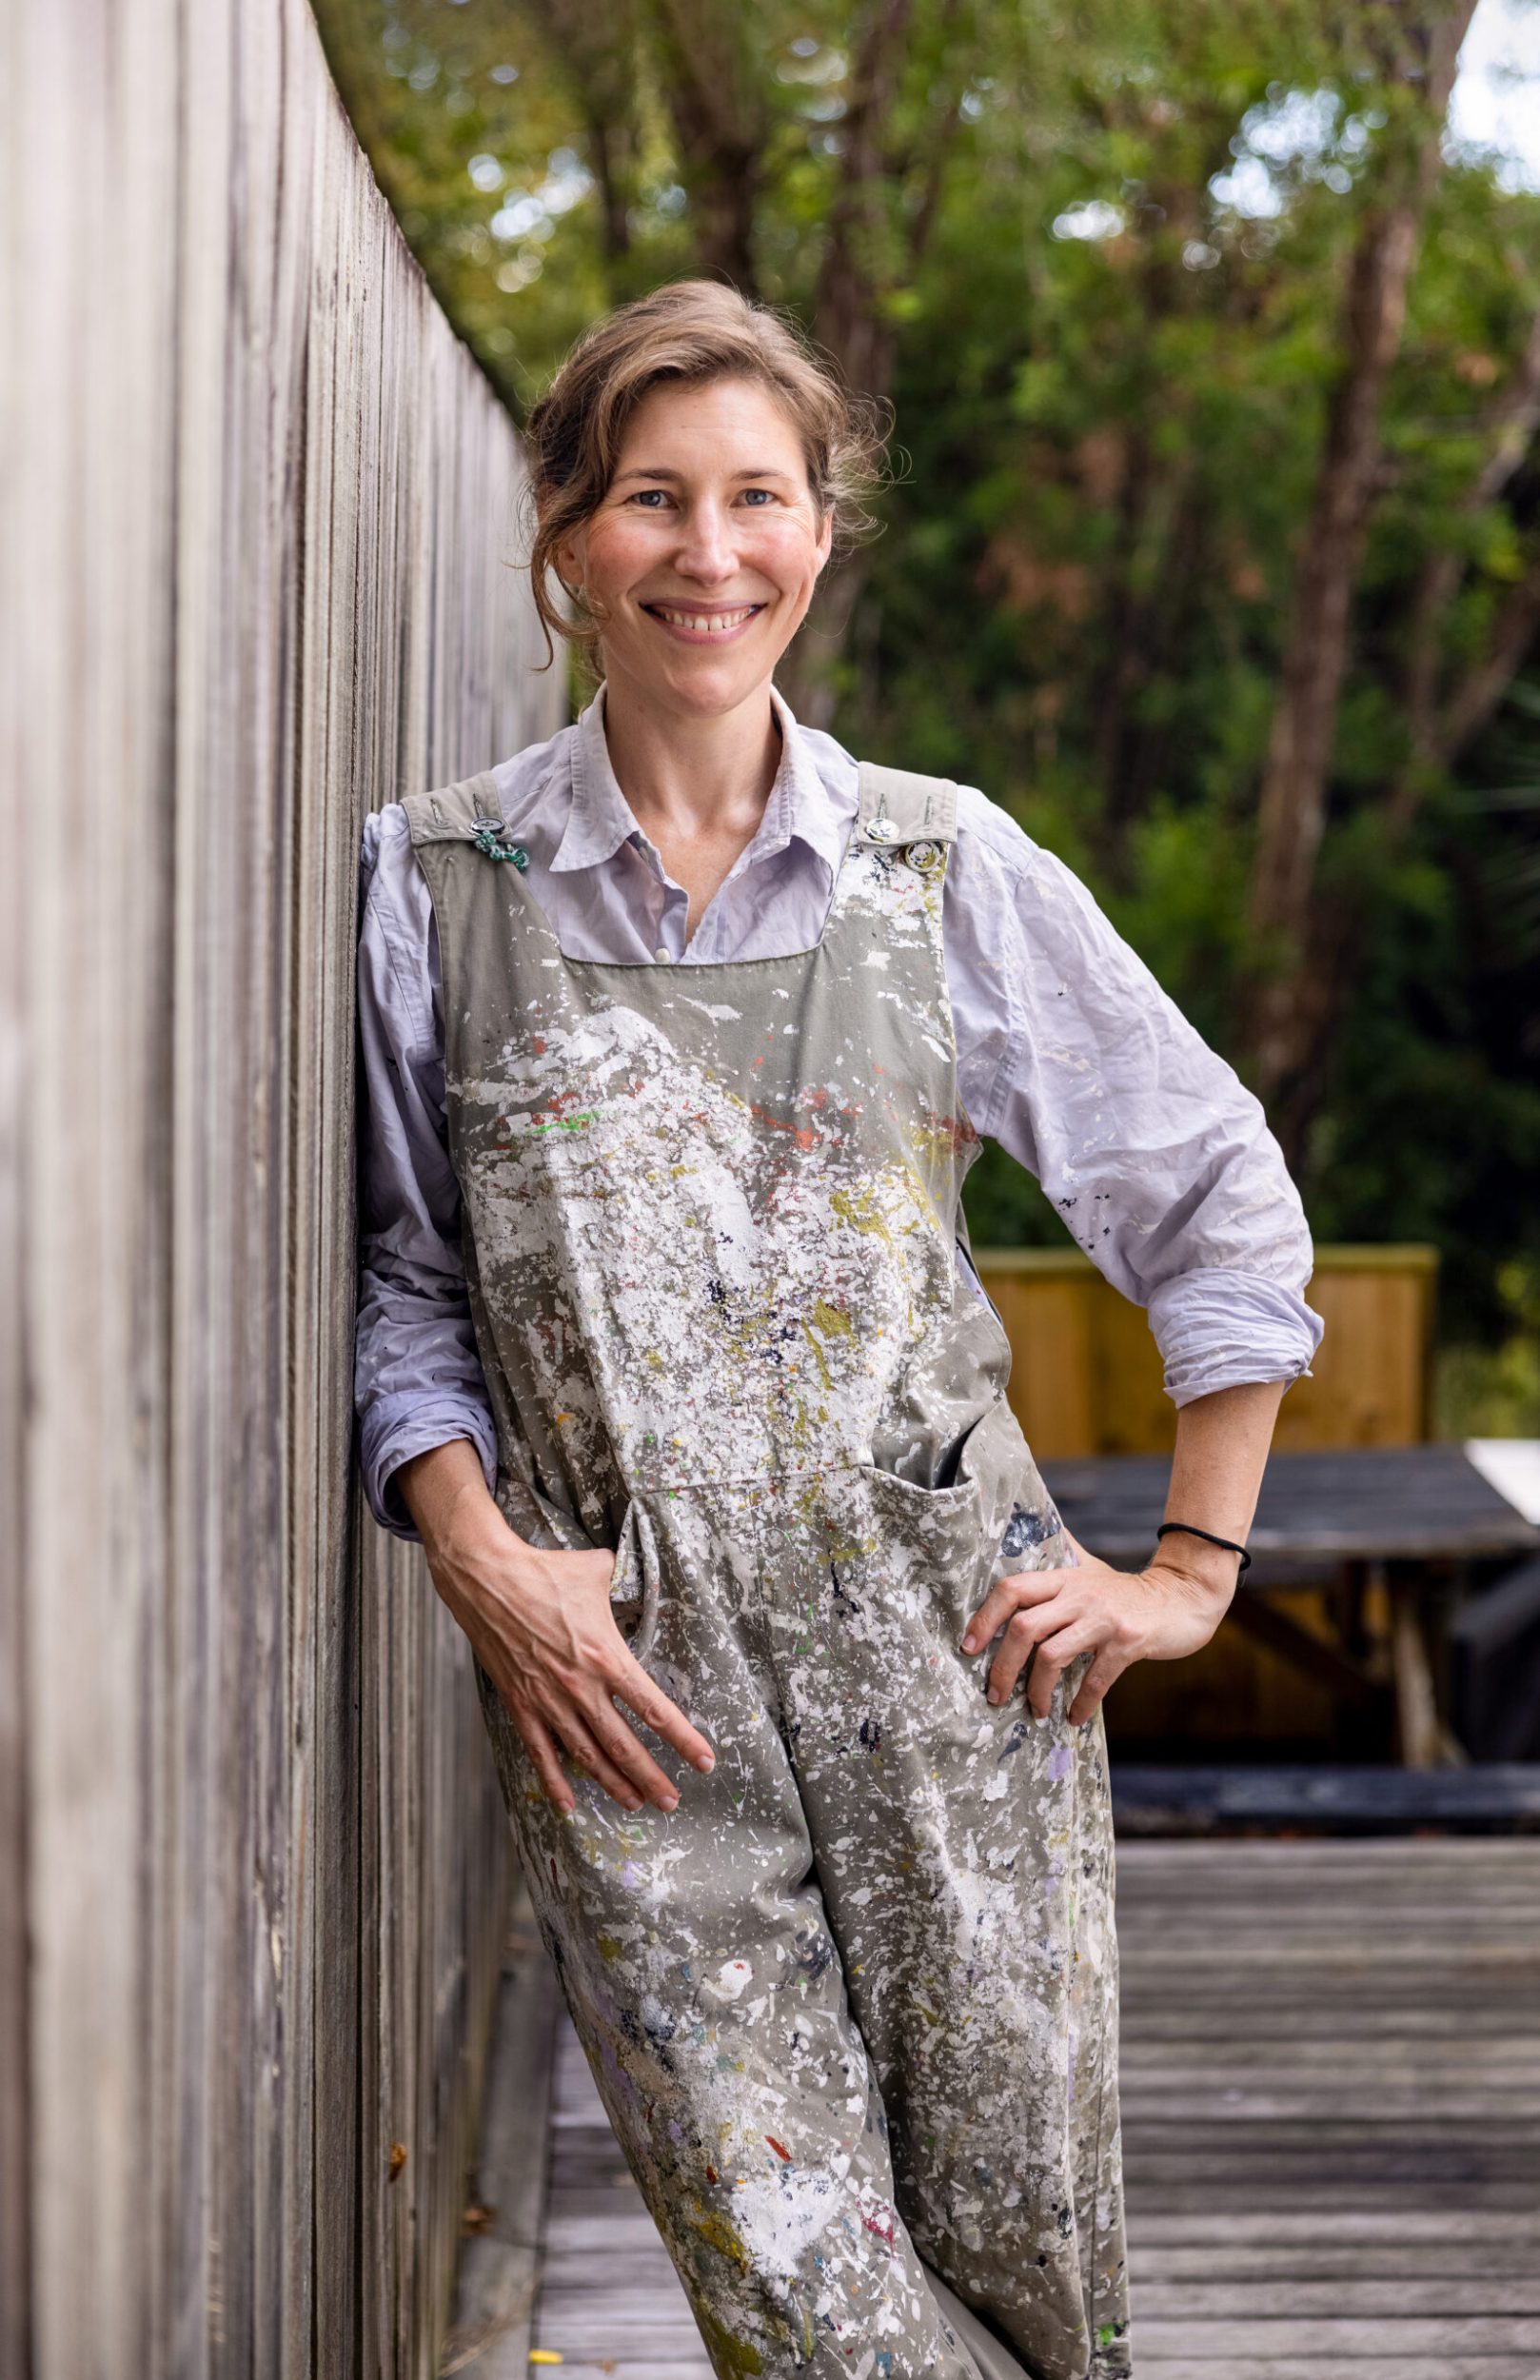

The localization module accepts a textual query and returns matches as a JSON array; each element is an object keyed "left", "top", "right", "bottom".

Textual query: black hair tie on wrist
[{"left": 1156, "top": 1521, "right": 1253, "bottom": 1577}]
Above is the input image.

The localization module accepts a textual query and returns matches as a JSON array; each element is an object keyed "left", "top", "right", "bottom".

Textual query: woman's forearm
[
  {"left": 397, "top": 1436, "right": 510, "bottom": 1568},
  {"left": 1159, "top": 1377, "right": 1286, "bottom": 1599}
]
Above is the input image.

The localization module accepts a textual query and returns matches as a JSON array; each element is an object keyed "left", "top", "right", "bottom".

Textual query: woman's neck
[{"left": 598, "top": 669, "right": 782, "bottom": 844}]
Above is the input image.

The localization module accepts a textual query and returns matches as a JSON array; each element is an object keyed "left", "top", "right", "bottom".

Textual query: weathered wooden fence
[{"left": 0, "top": 4, "right": 561, "bottom": 2373}]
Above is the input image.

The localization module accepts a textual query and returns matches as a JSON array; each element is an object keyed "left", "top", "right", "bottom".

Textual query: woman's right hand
[{"left": 396, "top": 1439, "right": 716, "bottom": 1816}]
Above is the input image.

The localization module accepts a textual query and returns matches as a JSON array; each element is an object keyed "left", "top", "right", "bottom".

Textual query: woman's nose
[{"left": 671, "top": 504, "right": 739, "bottom": 584}]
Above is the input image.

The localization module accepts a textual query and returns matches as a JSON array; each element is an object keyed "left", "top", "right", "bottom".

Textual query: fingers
[
  {"left": 538, "top": 1690, "right": 678, "bottom": 1815},
  {"left": 612, "top": 1653, "right": 717, "bottom": 1776},
  {"left": 1021, "top": 1618, "right": 1100, "bottom": 1719},
  {"left": 501, "top": 1665, "right": 683, "bottom": 1817},
  {"left": 506, "top": 1702, "right": 578, "bottom": 1816},
  {"left": 965, "top": 1561, "right": 1137, "bottom": 1716},
  {"left": 558, "top": 1697, "right": 670, "bottom": 1815},
  {"left": 987, "top": 1604, "right": 1103, "bottom": 1708},
  {"left": 1067, "top": 1646, "right": 1130, "bottom": 1725},
  {"left": 961, "top": 1566, "right": 1069, "bottom": 1656}
]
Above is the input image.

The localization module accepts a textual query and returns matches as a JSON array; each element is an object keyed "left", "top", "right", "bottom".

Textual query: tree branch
[{"left": 1438, "top": 546, "right": 1540, "bottom": 762}]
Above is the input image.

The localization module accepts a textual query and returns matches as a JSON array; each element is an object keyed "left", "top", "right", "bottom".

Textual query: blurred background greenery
[{"left": 314, "top": 0, "right": 1540, "bottom": 1432}]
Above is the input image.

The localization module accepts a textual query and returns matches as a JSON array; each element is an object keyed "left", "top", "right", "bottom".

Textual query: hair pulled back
[{"left": 524, "top": 279, "right": 891, "bottom": 664}]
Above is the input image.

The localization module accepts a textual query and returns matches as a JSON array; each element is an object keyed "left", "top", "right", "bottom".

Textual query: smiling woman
[
  {"left": 558, "top": 379, "right": 832, "bottom": 682},
  {"left": 355, "top": 276, "right": 1322, "bottom": 2378},
  {"left": 523, "top": 279, "right": 887, "bottom": 678}
]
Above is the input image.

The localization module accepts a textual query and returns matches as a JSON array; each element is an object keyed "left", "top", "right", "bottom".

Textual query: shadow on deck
[{"left": 444, "top": 1836, "right": 1540, "bottom": 2379}]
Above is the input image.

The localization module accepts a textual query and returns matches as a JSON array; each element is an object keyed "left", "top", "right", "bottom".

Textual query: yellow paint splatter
[
  {"left": 831, "top": 1182, "right": 895, "bottom": 1247},
  {"left": 799, "top": 1319, "right": 833, "bottom": 1391},
  {"left": 688, "top": 2201, "right": 751, "bottom": 2272},
  {"left": 698, "top": 2312, "right": 763, "bottom": 2375}
]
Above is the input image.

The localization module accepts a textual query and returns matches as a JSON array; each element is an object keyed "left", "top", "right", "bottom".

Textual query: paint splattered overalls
[{"left": 404, "top": 760, "right": 1132, "bottom": 2379}]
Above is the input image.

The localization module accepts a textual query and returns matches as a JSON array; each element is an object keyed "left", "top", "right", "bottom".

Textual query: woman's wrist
[
  {"left": 1145, "top": 1533, "right": 1243, "bottom": 1611},
  {"left": 397, "top": 1438, "right": 520, "bottom": 1570},
  {"left": 1155, "top": 1378, "right": 1282, "bottom": 1610}
]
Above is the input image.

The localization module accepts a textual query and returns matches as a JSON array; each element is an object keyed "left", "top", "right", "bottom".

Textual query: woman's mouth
[{"left": 641, "top": 602, "right": 766, "bottom": 643}]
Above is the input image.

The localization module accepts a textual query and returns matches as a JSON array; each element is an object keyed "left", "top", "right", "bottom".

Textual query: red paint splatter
[
  {"left": 747, "top": 1103, "right": 818, "bottom": 1151},
  {"left": 705, "top": 2164, "right": 719, "bottom": 2184},
  {"left": 860, "top": 2206, "right": 897, "bottom": 2250},
  {"left": 766, "top": 2136, "right": 792, "bottom": 2161}
]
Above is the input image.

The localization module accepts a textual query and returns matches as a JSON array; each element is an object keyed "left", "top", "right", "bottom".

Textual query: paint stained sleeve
[{"left": 354, "top": 808, "right": 498, "bottom": 1539}]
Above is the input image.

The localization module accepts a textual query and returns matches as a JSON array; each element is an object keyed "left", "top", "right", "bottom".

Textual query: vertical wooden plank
[
  {"left": 10, "top": 0, "right": 181, "bottom": 2370},
  {"left": 0, "top": 15, "right": 34, "bottom": 2362},
  {"left": 1276, "top": 1260, "right": 1434, "bottom": 1448}
]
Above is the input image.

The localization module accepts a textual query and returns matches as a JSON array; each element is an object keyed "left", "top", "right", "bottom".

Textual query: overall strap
[
  {"left": 855, "top": 760, "right": 960, "bottom": 850},
  {"left": 402, "top": 772, "right": 502, "bottom": 847}
]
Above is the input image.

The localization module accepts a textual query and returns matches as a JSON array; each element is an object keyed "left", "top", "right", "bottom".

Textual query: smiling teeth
[{"left": 653, "top": 606, "right": 758, "bottom": 632}]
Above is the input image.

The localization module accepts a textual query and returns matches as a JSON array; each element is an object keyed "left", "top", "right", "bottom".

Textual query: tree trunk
[
  {"left": 648, "top": 0, "right": 768, "bottom": 291},
  {"left": 1244, "top": 0, "right": 1477, "bottom": 1120},
  {"left": 787, "top": 0, "right": 967, "bottom": 726},
  {"left": 1388, "top": 303, "right": 1540, "bottom": 834},
  {"left": 1259, "top": 309, "right": 1540, "bottom": 1168}
]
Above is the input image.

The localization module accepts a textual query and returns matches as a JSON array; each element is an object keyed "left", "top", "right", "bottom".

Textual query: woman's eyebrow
[{"left": 610, "top": 466, "right": 796, "bottom": 485}]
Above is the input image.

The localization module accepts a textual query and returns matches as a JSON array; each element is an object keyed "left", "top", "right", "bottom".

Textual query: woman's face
[{"left": 554, "top": 375, "right": 834, "bottom": 721}]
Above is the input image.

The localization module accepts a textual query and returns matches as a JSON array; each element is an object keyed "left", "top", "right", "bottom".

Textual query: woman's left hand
[{"left": 959, "top": 1529, "right": 1238, "bottom": 1725}]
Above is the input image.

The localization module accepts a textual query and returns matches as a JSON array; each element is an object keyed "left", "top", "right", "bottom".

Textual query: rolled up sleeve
[
  {"left": 949, "top": 804, "right": 1324, "bottom": 1404},
  {"left": 355, "top": 807, "right": 498, "bottom": 1539}
]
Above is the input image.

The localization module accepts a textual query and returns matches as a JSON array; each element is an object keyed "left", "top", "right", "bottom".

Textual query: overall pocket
[
  {"left": 862, "top": 1412, "right": 994, "bottom": 1631},
  {"left": 606, "top": 1497, "right": 662, "bottom": 1668},
  {"left": 862, "top": 1397, "right": 1062, "bottom": 1633}
]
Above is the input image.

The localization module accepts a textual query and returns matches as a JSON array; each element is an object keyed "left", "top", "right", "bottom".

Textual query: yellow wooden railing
[{"left": 974, "top": 1244, "right": 1438, "bottom": 1457}]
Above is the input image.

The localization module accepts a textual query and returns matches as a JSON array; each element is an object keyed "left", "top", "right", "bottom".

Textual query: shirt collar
[{"left": 549, "top": 679, "right": 845, "bottom": 889}]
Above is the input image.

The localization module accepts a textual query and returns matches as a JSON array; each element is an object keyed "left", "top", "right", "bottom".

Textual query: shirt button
[{"left": 654, "top": 946, "right": 672, "bottom": 964}]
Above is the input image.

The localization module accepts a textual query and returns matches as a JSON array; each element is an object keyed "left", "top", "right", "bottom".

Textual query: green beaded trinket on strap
[{"left": 471, "top": 816, "right": 529, "bottom": 869}]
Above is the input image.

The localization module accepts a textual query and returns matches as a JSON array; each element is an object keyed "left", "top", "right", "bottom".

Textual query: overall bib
[{"left": 405, "top": 760, "right": 1132, "bottom": 2380}]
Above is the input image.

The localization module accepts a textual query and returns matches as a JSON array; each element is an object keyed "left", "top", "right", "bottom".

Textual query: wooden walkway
[{"left": 453, "top": 1839, "right": 1540, "bottom": 2377}]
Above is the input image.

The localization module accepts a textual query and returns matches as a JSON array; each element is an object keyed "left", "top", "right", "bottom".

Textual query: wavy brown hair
[{"left": 523, "top": 279, "right": 891, "bottom": 666}]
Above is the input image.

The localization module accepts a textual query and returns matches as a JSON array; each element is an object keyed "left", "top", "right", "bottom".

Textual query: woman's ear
[
  {"left": 552, "top": 523, "right": 585, "bottom": 597},
  {"left": 814, "top": 506, "right": 835, "bottom": 576}
]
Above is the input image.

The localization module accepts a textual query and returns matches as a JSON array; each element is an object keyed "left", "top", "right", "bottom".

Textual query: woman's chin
[{"left": 606, "top": 637, "right": 787, "bottom": 717}]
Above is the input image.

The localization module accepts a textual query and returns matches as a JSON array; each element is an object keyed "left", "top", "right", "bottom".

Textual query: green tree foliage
[{"left": 315, "top": 0, "right": 1540, "bottom": 1380}]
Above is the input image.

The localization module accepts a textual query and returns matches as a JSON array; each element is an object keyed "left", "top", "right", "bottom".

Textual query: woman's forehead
[{"left": 616, "top": 375, "right": 808, "bottom": 463}]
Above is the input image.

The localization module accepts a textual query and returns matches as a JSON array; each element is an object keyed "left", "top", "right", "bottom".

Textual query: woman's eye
[
  {"left": 741, "top": 488, "right": 776, "bottom": 506},
  {"left": 629, "top": 488, "right": 672, "bottom": 508}
]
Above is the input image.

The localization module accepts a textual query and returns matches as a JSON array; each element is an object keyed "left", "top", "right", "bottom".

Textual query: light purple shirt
[{"left": 357, "top": 684, "right": 1323, "bottom": 1537}]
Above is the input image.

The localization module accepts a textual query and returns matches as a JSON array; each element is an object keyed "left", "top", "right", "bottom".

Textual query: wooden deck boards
[{"left": 519, "top": 1839, "right": 1540, "bottom": 2377}]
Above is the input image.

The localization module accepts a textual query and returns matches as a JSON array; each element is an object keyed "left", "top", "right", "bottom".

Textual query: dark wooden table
[{"left": 1039, "top": 1446, "right": 1540, "bottom": 1769}]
